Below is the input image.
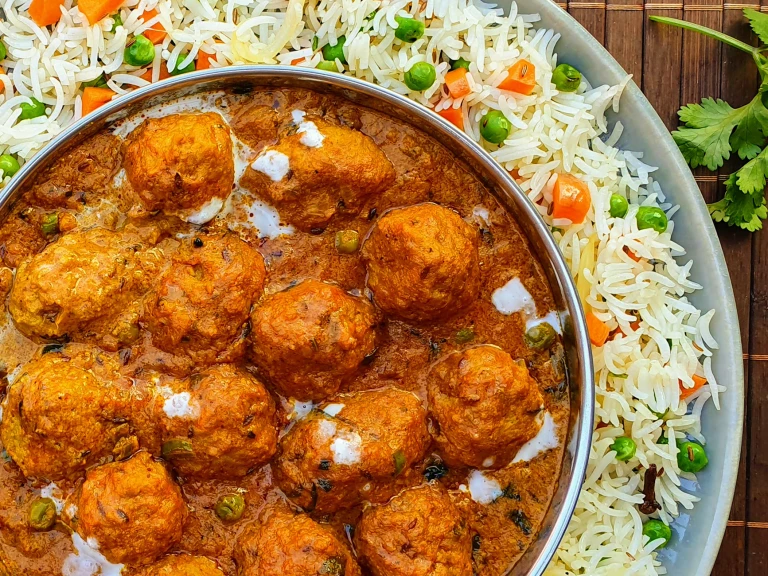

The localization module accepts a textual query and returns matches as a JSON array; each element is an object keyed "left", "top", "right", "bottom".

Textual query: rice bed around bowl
[{"left": 0, "top": 0, "right": 721, "bottom": 574}]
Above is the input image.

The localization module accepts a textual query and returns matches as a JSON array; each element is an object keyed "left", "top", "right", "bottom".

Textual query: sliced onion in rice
[{"left": 232, "top": 0, "right": 306, "bottom": 64}]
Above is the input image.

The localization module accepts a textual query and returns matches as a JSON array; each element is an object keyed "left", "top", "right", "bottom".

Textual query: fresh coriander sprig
[{"left": 650, "top": 10, "right": 768, "bottom": 231}]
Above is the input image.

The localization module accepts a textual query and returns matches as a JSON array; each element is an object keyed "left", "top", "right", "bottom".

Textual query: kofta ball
[
  {"left": 356, "top": 483, "right": 472, "bottom": 576},
  {"left": 8, "top": 227, "right": 155, "bottom": 350},
  {"left": 275, "top": 387, "right": 429, "bottom": 513},
  {"left": 234, "top": 509, "right": 361, "bottom": 576},
  {"left": 129, "top": 554, "right": 223, "bottom": 576},
  {"left": 0, "top": 345, "right": 134, "bottom": 481},
  {"left": 66, "top": 451, "right": 186, "bottom": 566},
  {"left": 427, "top": 345, "right": 545, "bottom": 469},
  {"left": 123, "top": 113, "right": 234, "bottom": 223},
  {"left": 243, "top": 116, "right": 395, "bottom": 230},
  {"left": 361, "top": 203, "right": 481, "bottom": 322},
  {"left": 249, "top": 279, "right": 376, "bottom": 401},
  {"left": 145, "top": 234, "right": 266, "bottom": 365},
  {"left": 140, "top": 364, "right": 277, "bottom": 479}
]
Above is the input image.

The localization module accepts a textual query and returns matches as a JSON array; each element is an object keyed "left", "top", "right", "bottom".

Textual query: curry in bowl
[{"left": 0, "top": 88, "right": 569, "bottom": 576}]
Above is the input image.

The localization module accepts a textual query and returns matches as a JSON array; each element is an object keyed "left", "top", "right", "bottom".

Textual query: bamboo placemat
[{"left": 556, "top": 0, "right": 765, "bottom": 571}]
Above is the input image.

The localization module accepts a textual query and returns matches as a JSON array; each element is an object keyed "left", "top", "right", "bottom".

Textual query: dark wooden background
[{"left": 553, "top": 0, "right": 764, "bottom": 572}]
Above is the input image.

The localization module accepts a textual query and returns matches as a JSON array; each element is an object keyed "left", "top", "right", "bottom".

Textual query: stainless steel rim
[{"left": 0, "top": 66, "right": 594, "bottom": 576}]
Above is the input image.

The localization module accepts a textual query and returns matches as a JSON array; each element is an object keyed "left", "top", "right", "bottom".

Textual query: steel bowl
[{"left": 0, "top": 67, "right": 594, "bottom": 576}]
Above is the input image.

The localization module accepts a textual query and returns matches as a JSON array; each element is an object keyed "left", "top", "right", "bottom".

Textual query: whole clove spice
[{"left": 639, "top": 463, "right": 662, "bottom": 515}]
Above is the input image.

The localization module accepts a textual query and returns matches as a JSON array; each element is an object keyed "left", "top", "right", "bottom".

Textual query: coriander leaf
[
  {"left": 678, "top": 97, "right": 738, "bottom": 128},
  {"left": 725, "top": 183, "right": 760, "bottom": 226},
  {"left": 707, "top": 197, "right": 728, "bottom": 223},
  {"left": 673, "top": 98, "right": 746, "bottom": 170},
  {"left": 744, "top": 8, "right": 768, "bottom": 45},
  {"left": 758, "top": 54, "right": 768, "bottom": 85},
  {"left": 731, "top": 96, "right": 768, "bottom": 160},
  {"left": 673, "top": 126, "right": 732, "bottom": 170},
  {"left": 709, "top": 172, "right": 768, "bottom": 231},
  {"left": 743, "top": 200, "right": 768, "bottom": 231},
  {"left": 730, "top": 193, "right": 767, "bottom": 232},
  {"left": 736, "top": 146, "right": 768, "bottom": 194}
]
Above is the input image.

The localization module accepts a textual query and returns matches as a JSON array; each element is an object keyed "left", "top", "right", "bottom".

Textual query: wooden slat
[
  {"left": 681, "top": 0, "right": 723, "bottom": 202},
  {"left": 605, "top": 0, "right": 644, "bottom": 78},
  {"left": 744, "top": 7, "right": 768, "bottom": 574},
  {"left": 747, "top": 0, "right": 768, "bottom": 566},
  {"left": 747, "top": 214, "right": 768, "bottom": 575},
  {"left": 642, "top": 5, "right": 683, "bottom": 128},
  {"left": 568, "top": 0, "right": 607, "bottom": 44},
  {"left": 728, "top": 521, "right": 768, "bottom": 528},
  {"left": 712, "top": 6, "right": 755, "bottom": 575}
]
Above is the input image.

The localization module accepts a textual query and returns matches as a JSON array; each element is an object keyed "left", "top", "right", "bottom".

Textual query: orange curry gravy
[{"left": 0, "top": 88, "right": 568, "bottom": 576}]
